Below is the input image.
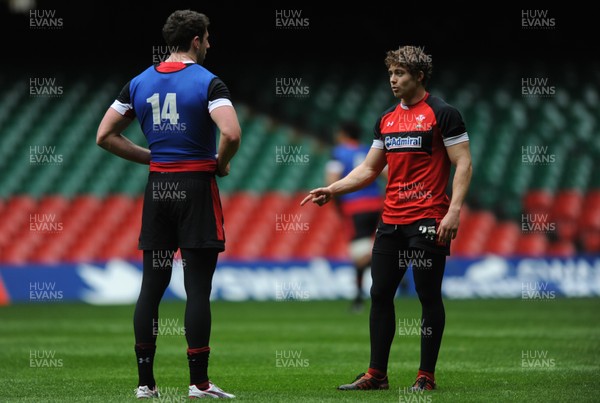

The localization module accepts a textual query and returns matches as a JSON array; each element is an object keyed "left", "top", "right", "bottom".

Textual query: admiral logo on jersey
[{"left": 385, "top": 135, "right": 422, "bottom": 150}]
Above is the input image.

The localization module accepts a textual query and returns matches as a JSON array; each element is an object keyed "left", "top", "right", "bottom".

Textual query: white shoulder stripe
[
  {"left": 444, "top": 132, "right": 469, "bottom": 147},
  {"left": 110, "top": 100, "right": 133, "bottom": 116},
  {"left": 372, "top": 139, "right": 384, "bottom": 149},
  {"left": 208, "top": 98, "right": 233, "bottom": 113}
]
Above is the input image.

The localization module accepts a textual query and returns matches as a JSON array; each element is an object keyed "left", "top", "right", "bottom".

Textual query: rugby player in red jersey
[{"left": 302, "top": 45, "right": 472, "bottom": 392}]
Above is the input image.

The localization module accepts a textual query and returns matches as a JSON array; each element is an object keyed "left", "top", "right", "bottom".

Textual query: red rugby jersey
[{"left": 372, "top": 92, "right": 469, "bottom": 224}]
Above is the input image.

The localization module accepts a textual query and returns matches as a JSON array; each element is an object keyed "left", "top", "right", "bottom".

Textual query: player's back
[{"left": 130, "top": 63, "right": 217, "bottom": 163}]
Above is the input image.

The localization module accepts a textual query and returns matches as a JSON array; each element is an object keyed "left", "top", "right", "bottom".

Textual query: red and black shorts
[
  {"left": 372, "top": 217, "right": 450, "bottom": 256},
  {"left": 138, "top": 171, "right": 225, "bottom": 251}
]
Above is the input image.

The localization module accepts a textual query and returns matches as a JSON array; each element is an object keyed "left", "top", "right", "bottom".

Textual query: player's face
[
  {"left": 196, "top": 31, "right": 210, "bottom": 64},
  {"left": 388, "top": 64, "right": 419, "bottom": 99}
]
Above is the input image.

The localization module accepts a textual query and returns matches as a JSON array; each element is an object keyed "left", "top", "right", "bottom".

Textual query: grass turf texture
[{"left": 1, "top": 297, "right": 599, "bottom": 402}]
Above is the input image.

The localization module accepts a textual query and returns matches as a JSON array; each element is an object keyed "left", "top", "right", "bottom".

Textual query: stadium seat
[
  {"left": 523, "top": 190, "right": 553, "bottom": 215},
  {"left": 547, "top": 240, "right": 576, "bottom": 257},
  {"left": 579, "top": 231, "right": 600, "bottom": 253},
  {"left": 483, "top": 221, "right": 520, "bottom": 256},
  {"left": 451, "top": 210, "right": 495, "bottom": 257},
  {"left": 514, "top": 233, "right": 548, "bottom": 257},
  {"left": 550, "top": 190, "right": 584, "bottom": 242}
]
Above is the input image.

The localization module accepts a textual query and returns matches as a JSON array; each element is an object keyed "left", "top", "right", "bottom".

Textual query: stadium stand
[{"left": 0, "top": 62, "right": 599, "bottom": 264}]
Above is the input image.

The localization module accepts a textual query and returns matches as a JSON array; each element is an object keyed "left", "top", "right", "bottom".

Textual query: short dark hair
[
  {"left": 162, "top": 10, "right": 210, "bottom": 52},
  {"left": 385, "top": 46, "right": 433, "bottom": 86},
  {"left": 338, "top": 120, "right": 362, "bottom": 141}
]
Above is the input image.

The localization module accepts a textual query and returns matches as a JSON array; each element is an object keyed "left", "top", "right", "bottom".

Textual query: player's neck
[
  {"left": 400, "top": 88, "right": 427, "bottom": 108},
  {"left": 165, "top": 52, "right": 197, "bottom": 63}
]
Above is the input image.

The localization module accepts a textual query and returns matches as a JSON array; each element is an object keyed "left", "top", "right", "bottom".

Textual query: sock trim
[
  {"left": 187, "top": 346, "right": 210, "bottom": 355},
  {"left": 367, "top": 367, "right": 387, "bottom": 379},
  {"left": 417, "top": 369, "right": 435, "bottom": 382}
]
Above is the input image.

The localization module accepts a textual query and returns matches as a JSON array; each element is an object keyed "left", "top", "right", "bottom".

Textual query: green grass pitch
[{"left": 1, "top": 297, "right": 599, "bottom": 402}]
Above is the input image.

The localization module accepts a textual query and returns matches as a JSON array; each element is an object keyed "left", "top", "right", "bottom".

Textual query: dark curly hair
[
  {"left": 384, "top": 46, "right": 433, "bottom": 86},
  {"left": 162, "top": 10, "right": 210, "bottom": 52}
]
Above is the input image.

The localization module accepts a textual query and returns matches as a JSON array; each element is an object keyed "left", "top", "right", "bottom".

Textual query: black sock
[
  {"left": 135, "top": 343, "right": 156, "bottom": 388},
  {"left": 188, "top": 347, "right": 210, "bottom": 387}
]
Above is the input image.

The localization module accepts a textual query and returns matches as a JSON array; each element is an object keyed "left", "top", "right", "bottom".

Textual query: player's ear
[
  {"left": 416, "top": 70, "right": 425, "bottom": 84},
  {"left": 191, "top": 35, "right": 200, "bottom": 50}
]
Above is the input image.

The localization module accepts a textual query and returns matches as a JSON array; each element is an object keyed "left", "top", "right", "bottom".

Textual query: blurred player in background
[
  {"left": 96, "top": 10, "right": 240, "bottom": 399},
  {"left": 302, "top": 45, "right": 472, "bottom": 392},
  {"left": 325, "top": 121, "right": 384, "bottom": 312}
]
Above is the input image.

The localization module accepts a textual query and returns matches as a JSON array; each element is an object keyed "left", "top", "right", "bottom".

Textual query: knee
[
  {"left": 415, "top": 286, "right": 443, "bottom": 309},
  {"left": 370, "top": 285, "right": 395, "bottom": 307}
]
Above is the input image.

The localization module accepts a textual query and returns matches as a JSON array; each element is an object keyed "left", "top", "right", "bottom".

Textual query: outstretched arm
[
  {"left": 96, "top": 108, "right": 151, "bottom": 164},
  {"left": 301, "top": 147, "right": 386, "bottom": 206},
  {"left": 437, "top": 141, "right": 472, "bottom": 243}
]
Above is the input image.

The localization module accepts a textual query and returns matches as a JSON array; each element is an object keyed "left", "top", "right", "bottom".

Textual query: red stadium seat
[
  {"left": 549, "top": 190, "right": 583, "bottom": 242},
  {"left": 576, "top": 191, "right": 600, "bottom": 253},
  {"left": 451, "top": 210, "right": 496, "bottom": 257},
  {"left": 483, "top": 221, "right": 520, "bottom": 256},
  {"left": 522, "top": 190, "right": 553, "bottom": 215},
  {"left": 546, "top": 240, "right": 576, "bottom": 257},
  {"left": 220, "top": 192, "right": 260, "bottom": 258},
  {"left": 580, "top": 231, "right": 600, "bottom": 253},
  {"left": 514, "top": 233, "right": 548, "bottom": 257},
  {"left": 551, "top": 190, "right": 583, "bottom": 222},
  {"left": 578, "top": 191, "right": 600, "bottom": 232}
]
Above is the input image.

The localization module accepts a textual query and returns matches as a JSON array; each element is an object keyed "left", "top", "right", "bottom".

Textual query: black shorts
[
  {"left": 351, "top": 211, "right": 381, "bottom": 240},
  {"left": 138, "top": 171, "right": 225, "bottom": 251},
  {"left": 372, "top": 218, "right": 450, "bottom": 256}
]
